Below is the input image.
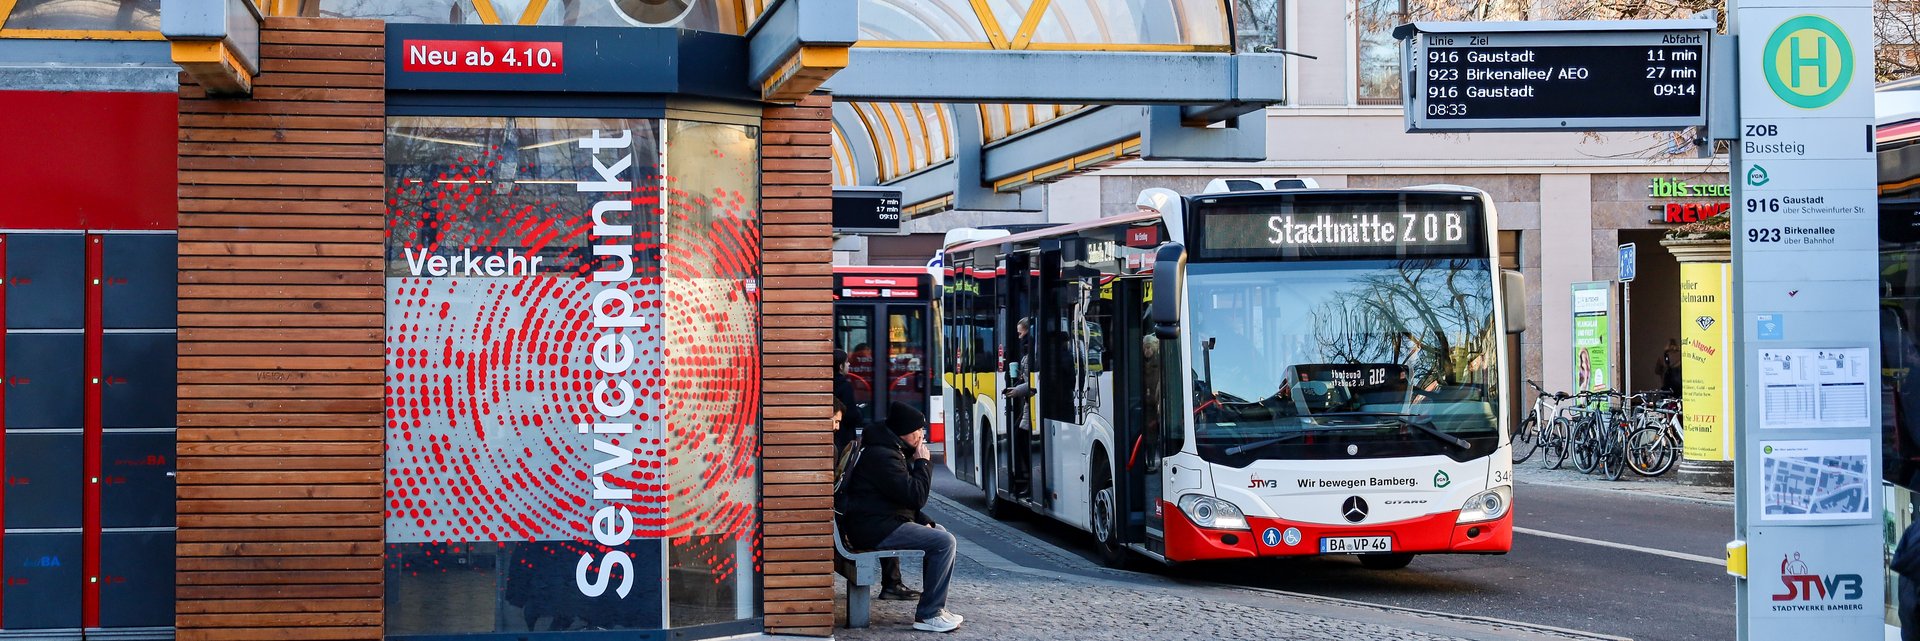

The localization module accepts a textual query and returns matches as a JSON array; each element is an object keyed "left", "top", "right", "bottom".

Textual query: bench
[{"left": 833, "top": 520, "right": 925, "bottom": 628}]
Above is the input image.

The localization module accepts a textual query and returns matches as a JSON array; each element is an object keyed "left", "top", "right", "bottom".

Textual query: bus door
[
  {"left": 834, "top": 304, "right": 878, "bottom": 424},
  {"left": 1002, "top": 251, "right": 1036, "bottom": 500},
  {"left": 1030, "top": 242, "right": 1065, "bottom": 509},
  {"left": 882, "top": 304, "right": 932, "bottom": 434},
  {"left": 1112, "top": 277, "right": 1160, "bottom": 548}
]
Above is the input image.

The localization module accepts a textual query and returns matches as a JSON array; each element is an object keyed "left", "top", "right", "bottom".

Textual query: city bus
[
  {"left": 937, "top": 185, "right": 1525, "bottom": 568},
  {"left": 833, "top": 265, "right": 943, "bottom": 444}
]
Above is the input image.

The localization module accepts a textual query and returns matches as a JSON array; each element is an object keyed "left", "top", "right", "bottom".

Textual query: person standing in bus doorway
[
  {"left": 837, "top": 402, "right": 964, "bottom": 633},
  {"left": 1004, "top": 317, "right": 1036, "bottom": 402}
]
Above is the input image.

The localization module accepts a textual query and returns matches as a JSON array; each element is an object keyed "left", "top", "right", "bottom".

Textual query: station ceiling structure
[{"left": 124, "top": 0, "right": 1286, "bottom": 218}]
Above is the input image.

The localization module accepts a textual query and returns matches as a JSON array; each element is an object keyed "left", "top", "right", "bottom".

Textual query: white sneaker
[{"left": 912, "top": 609, "right": 963, "bottom": 633}]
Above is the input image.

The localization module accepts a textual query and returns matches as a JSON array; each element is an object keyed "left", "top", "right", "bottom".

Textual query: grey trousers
[{"left": 875, "top": 522, "right": 957, "bottom": 621}]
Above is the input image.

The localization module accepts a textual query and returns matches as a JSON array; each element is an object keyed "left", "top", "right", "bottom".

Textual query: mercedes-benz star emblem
[{"left": 1341, "top": 496, "right": 1369, "bottom": 523}]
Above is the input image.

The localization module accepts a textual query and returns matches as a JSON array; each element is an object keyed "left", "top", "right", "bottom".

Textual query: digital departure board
[
  {"left": 1397, "top": 21, "right": 1713, "bottom": 132},
  {"left": 832, "top": 188, "right": 904, "bottom": 234},
  {"left": 1188, "top": 193, "right": 1485, "bottom": 260}
]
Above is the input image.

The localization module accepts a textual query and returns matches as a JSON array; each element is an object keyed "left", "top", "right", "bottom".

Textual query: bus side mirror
[
  {"left": 1503, "top": 269, "right": 1527, "bottom": 335},
  {"left": 1151, "top": 243, "right": 1185, "bottom": 340}
]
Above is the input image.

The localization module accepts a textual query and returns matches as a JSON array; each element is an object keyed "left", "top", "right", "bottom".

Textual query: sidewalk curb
[
  {"left": 1517, "top": 478, "right": 1735, "bottom": 508},
  {"left": 923, "top": 492, "right": 1630, "bottom": 641}
]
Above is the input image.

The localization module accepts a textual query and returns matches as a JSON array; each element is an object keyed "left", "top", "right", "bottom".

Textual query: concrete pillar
[{"left": 1538, "top": 174, "right": 1594, "bottom": 394}]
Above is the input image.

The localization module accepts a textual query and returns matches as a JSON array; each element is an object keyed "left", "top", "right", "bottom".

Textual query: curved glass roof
[{"left": 834, "top": 0, "right": 1240, "bottom": 197}]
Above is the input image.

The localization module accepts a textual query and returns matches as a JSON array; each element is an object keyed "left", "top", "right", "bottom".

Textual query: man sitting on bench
[{"left": 835, "top": 402, "right": 964, "bottom": 633}]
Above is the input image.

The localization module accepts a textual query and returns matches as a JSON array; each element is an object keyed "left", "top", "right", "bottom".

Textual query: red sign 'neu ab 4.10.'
[{"left": 402, "top": 39, "right": 563, "bottom": 74}]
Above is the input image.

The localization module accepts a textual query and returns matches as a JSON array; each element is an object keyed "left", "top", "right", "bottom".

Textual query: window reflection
[
  {"left": 4, "top": 0, "right": 159, "bottom": 30},
  {"left": 1356, "top": 0, "right": 1404, "bottom": 104}
]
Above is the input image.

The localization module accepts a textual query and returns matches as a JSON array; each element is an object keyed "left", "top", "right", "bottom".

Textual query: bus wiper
[
  {"left": 1311, "top": 412, "right": 1472, "bottom": 450},
  {"left": 1223, "top": 426, "right": 1385, "bottom": 456}
]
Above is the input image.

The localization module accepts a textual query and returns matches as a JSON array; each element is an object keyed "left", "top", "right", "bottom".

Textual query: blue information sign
[{"left": 1618, "top": 243, "right": 1637, "bottom": 282}]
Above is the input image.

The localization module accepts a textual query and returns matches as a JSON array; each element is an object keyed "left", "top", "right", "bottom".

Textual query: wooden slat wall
[
  {"left": 759, "top": 94, "right": 837, "bottom": 637},
  {"left": 175, "top": 17, "right": 387, "bottom": 641}
]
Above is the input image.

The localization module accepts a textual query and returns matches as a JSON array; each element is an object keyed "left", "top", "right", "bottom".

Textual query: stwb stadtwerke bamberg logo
[{"left": 1770, "top": 552, "right": 1865, "bottom": 612}]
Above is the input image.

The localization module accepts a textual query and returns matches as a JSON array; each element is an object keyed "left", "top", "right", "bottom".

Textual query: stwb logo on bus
[{"left": 1770, "top": 553, "right": 1865, "bottom": 611}]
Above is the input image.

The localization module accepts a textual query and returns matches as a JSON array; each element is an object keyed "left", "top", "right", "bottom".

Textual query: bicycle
[
  {"left": 1564, "top": 392, "right": 1607, "bottom": 475},
  {"left": 1515, "top": 380, "right": 1574, "bottom": 467},
  {"left": 1625, "top": 392, "right": 1683, "bottom": 477}
]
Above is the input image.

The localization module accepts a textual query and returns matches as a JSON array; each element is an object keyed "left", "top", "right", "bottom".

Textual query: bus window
[
  {"left": 835, "top": 307, "right": 877, "bottom": 423},
  {"left": 889, "top": 307, "right": 930, "bottom": 419}
]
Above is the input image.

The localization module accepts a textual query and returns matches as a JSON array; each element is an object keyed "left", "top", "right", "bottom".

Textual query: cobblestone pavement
[
  {"left": 1515, "top": 460, "right": 1734, "bottom": 505},
  {"left": 832, "top": 493, "right": 1622, "bottom": 641}
]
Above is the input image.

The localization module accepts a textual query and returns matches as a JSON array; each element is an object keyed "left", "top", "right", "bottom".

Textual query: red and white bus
[
  {"left": 833, "top": 265, "right": 944, "bottom": 445},
  {"left": 938, "top": 184, "right": 1524, "bottom": 568}
]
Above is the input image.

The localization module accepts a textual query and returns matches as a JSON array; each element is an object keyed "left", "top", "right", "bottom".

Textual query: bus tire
[
  {"left": 1090, "top": 458, "right": 1130, "bottom": 569},
  {"left": 1358, "top": 553, "right": 1415, "bottom": 570}
]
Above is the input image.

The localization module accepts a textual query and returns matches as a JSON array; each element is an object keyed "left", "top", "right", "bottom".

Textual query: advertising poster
[
  {"left": 1679, "top": 262, "right": 1733, "bottom": 461},
  {"left": 1571, "top": 282, "right": 1612, "bottom": 393}
]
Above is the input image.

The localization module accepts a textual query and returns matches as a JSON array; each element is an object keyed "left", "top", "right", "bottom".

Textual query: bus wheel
[
  {"left": 1358, "top": 553, "right": 1415, "bottom": 570},
  {"left": 1091, "top": 472, "right": 1129, "bottom": 569}
]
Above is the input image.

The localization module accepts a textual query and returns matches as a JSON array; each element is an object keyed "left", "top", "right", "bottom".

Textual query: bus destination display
[
  {"left": 1193, "top": 201, "right": 1483, "bottom": 260},
  {"left": 1400, "top": 25, "right": 1711, "bottom": 132}
]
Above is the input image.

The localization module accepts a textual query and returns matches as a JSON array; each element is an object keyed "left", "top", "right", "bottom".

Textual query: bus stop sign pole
[{"left": 1729, "top": 0, "right": 1883, "bottom": 638}]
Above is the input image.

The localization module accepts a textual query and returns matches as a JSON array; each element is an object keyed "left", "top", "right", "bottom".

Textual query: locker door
[{"left": 1, "top": 232, "right": 177, "bottom": 638}]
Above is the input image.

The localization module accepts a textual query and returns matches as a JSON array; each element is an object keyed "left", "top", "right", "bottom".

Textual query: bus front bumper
[{"left": 1161, "top": 501, "right": 1513, "bottom": 562}]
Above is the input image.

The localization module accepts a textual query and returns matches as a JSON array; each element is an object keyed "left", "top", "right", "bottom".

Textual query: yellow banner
[{"left": 1679, "top": 262, "right": 1734, "bottom": 461}]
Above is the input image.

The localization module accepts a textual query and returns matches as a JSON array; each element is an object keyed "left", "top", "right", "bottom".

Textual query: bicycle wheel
[
  {"left": 1602, "top": 425, "right": 1627, "bottom": 481},
  {"left": 1571, "top": 422, "right": 1598, "bottom": 474},
  {"left": 1512, "top": 413, "right": 1539, "bottom": 464},
  {"left": 1544, "top": 418, "right": 1570, "bottom": 470},
  {"left": 1628, "top": 426, "right": 1677, "bottom": 477}
]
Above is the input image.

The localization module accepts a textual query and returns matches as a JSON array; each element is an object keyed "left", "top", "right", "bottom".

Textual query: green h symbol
[{"left": 1788, "top": 34, "right": 1829, "bottom": 89}]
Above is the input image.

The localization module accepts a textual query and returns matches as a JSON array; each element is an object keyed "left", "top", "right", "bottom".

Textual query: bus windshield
[{"left": 1185, "top": 258, "right": 1502, "bottom": 465}]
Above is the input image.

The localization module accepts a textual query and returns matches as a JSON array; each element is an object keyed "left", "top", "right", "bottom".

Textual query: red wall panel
[{"left": 0, "top": 91, "right": 177, "bottom": 231}]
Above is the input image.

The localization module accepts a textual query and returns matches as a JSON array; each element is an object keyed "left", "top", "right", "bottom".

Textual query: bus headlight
[
  {"left": 1456, "top": 486, "right": 1511, "bottom": 524},
  {"left": 1177, "top": 494, "right": 1248, "bottom": 530}
]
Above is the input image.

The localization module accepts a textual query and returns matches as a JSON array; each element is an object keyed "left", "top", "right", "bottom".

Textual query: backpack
[{"left": 832, "top": 440, "right": 864, "bottom": 500}]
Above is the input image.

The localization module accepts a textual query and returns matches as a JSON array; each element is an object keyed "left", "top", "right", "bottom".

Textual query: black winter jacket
[{"left": 836, "top": 424, "right": 932, "bottom": 550}]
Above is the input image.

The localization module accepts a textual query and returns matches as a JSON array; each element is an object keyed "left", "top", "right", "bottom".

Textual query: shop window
[
  {"left": 1355, "top": 0, "right": 1405, "bottom": 105},
  {"left": 383, "top": 115, "right": 760, "bottom": 637}
]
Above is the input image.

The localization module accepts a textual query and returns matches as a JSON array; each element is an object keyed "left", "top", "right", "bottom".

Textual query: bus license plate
[{"left": 1320, "top": 536, "right": 1392, "bottom": 554}]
